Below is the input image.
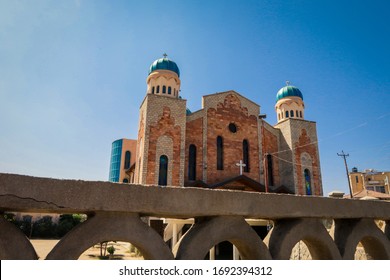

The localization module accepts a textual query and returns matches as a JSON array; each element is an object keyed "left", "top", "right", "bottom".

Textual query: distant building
[
  {"left": 349, "top": 168, "right": 390, "bottom": 199},
  {"left": 108, "top": 139, "right": 137, "bottom": 183},
  {"left": 108, "top": 55, "right": 323, "bottom": 196}
]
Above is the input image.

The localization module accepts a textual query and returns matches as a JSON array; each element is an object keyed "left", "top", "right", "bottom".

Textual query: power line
[{"left": 337, "top": 151, "right": 353, "bottom": 198}]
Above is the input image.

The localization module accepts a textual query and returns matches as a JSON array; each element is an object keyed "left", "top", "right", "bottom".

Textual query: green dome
[
  {"left": 149, "top": 56, "right": 180, "bottom": 77},
  {"left": 276, "top": 85, "right": 303, "bottom": 102}
]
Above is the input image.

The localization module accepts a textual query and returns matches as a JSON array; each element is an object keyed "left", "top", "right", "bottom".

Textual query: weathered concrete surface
[
  {"left": 264, "top": 218, "right": 341, "bottom": 260},
  {"left": 1, "top": 173, "right": 390, "bottom": 219},
  {"left": 0, "top": 215, "right": 38, "bottom": 260},
  {"left": 46, "top": 212, "right": 173, "bottom": 260},
  {"left": 175, "top": 216, "right": 271, "bottom": 260},
  {"left": 1, "top": 173, "right": 390, "bottom": 260},
  {"left": 332, "top": 219, "right": 390, "bottom": 260}
]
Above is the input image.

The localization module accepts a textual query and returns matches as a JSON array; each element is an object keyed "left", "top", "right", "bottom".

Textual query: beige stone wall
[
  {"left": 146, "top": 70, "right": 181, "bottom": 98},
  {"left": 138, "top": 94, "right": 187, "bottom": 186},
  {"left": 275, "top": 96, "right": 305, "bottom": 123},
  {"left": 274, "top": 120, "right": 295, "bottom": 190},
  {"left": 275, "top": 119, "right": 323, "bottom": 195}
]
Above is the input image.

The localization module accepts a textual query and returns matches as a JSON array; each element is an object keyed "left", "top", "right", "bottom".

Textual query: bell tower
[
  {"left": 135, "top": 54, "right": 186, "bottom": 186},
  {"left": 275, "top": 82, "right": 305, "bottom": 123}
]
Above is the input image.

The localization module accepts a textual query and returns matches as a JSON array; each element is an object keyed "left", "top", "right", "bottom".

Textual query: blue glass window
[
  {"left": 304, "top": 169, "right": 312, "bottom": 195},
  {"left": 163, "top": 86, "right": 166, "bottom": 94},
  {"left": 109, "top": 139, "right": 123, "bottom": 182},
  {"left": 159, "top": 155, "right": 168, "bottom": 186},
  {"left": 290, "top": 110, "right": 294, "bottom": 117},
  {"left": 286, "top": 111, "right": 289, "bottom": 118},
  {"left": 168, "top": 87, "right": 172, "bottom": 94}
]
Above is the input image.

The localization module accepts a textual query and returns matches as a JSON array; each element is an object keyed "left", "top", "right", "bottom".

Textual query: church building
[{"left": 109, "top": 55, "right": 323, "bottom": 196}]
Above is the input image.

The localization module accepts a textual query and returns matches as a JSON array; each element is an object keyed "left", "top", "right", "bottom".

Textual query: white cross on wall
[{"left": 236, "top": 160, "right": 246, "bottom": 175}]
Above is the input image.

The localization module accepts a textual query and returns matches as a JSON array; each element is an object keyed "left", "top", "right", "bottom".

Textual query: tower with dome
[{"left": 109, "top": 55, "right": 323, "bottom": 196}]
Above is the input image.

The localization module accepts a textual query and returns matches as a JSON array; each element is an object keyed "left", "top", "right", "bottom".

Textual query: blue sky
[{"left": 0, "top": 0, "right": 389, "bottom": 196}]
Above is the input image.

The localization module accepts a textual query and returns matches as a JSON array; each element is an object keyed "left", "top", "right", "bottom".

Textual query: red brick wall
[
  {"left": 185, "top": 117, "right": 203, "bottom": 182},
  {"left": 146, "top": 107, "right": 182, "bottom": 185},
  {"left": 294, "top": 129, "right": 321, "bottom": 195},
  {"left": 206, "top": 94, "right": 259, "bottom": 185},
  {"left": 262, "top": 124, "right": 280, "bottom": 187}
]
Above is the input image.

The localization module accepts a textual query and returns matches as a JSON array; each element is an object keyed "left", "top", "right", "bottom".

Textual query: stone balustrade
[{"left": 0, "top": 173, "right": 389, "bottom": 260}]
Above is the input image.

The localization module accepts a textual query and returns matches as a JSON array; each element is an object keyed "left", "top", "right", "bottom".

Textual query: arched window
[
  {"left": 243, "top": 140, "right": 249, "bottom": 172},
  {"left": 123, "top": 178, "right": 129, "bottom": 183},
  {"left": 286, "top": 111, "right": 289, "bottom": 118},
  {"left": 156, "top": 86, "right": 160, "bottom": 93},
  {"left": 217, "top": 136, "right": 223, "bottom": 170},
  {"left": 290, "top": 110, "right": 294, "bottom": 117},
  {"left": 188, "top": 144, "right": 197, "bottom": 180},
  {"left": 152, "top": 86, "right": 155, "bottom": 94},
  {"left": 163, "top": 86, "right": 166, "bottom": 94},
  {"left": 174, "top": 89, "right": 176, "bottom": 96},
  {"left": 304, "top": 169, "right": 312, "bottom": 195},
  {"left": 300, "top": 111, "right": 303, "bottom": 118},
  {"left": 267, "top": 154, "right": 274, "bottom": 186},
  {"left": 296, "top": 110, "right": 299, "bottom": 117},
  {"left": 158, "top": 155, "right": 168, "bottom": 186},
  {"left": 168, "top": 87, "right": 172, "bottom": 94},
  {"left": 124, "top": 151, "right": 131, "bottom": 169}
]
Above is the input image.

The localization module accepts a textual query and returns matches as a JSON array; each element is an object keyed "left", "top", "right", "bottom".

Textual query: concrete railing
[{"left": 0, "top": 173, "right": 389, "bottom": 260}]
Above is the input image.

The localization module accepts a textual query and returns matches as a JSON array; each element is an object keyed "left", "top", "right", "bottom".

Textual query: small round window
[{"left": 228, "top": 123, "right": 237, "bottom": 133}]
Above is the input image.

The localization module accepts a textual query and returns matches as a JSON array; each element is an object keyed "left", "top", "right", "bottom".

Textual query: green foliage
[
  {"left": 32, "top": 216, "right": 56, "bottom": 238},
  {"left": 107, "top": 246, "right": 115, "bottom": 255},
  {"left": 3, "top": 213, "right": 86, "bottom": 238}
]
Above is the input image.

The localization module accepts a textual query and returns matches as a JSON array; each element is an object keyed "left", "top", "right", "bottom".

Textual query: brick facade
[
  {"left": 185, "top": 116, "right": 204, "bottom": 183},
  {"left": 294, "top": 128, "right": 322, "bottom": 195},
  {"left": 262, "top": 122, "right": 280, "bottom": 188},
  {"left": 133, "top": 90, "right": 323, "bottom": 196},
  {"left": 205, "top": 93, "right": 260, "bottom": 185}
]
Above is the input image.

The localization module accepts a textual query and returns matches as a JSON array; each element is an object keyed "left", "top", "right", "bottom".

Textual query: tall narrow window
[
  {"left": 355, "top": 176, "right": 359, "bottom": 183},
  {"left": 168, "top": 87, "right": 172, "bottom": 94},
  {"left": 217, "top": 136, "right": 223, "bottom": 170},
  {"left": 267, "top": 154, "right": 274, "bottom": 186},
  {"left": 243, "top": 140, "right": 249, "bottom": 172},
  {"left": 300, "top": 111, "right": 302, "bottom": 118},
  {"left": 124, "top": 151, "right": 131, "bottom": 169},
  {"left": 163, "top": 86, "right": 166, "bottom": 94},
  {"left": 158, "top": 155, "right": 168, "bottom": 186},
  {"left": 152, "top": 86, "right": 155, "bottom": 94},
  {"left": 296, "top": 110, "right": 299, "bottom": 117},
  {"left": 157, "top": 86, "right": 160, "bottom": 93},
  {"left": 290, "top": 110, "right": 294, "bottom": 117},
  {"left": 286, "top": 111, "right": 289, "bottom": 118},
  {"left": 188, "top": 144, "right": 197, "bottom": 180},
  {"left": 304, "top": 169, "right": 312, "bottom": 195}
]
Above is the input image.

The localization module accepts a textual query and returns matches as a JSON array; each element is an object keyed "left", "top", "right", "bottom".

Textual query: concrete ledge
[{"left": 1, "top": 173, "right": 390, "bottom": 219}]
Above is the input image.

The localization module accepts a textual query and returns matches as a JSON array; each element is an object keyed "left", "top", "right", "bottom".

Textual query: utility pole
[{"left": 337, "top": 151, "right": 353, "bottom": 198}]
